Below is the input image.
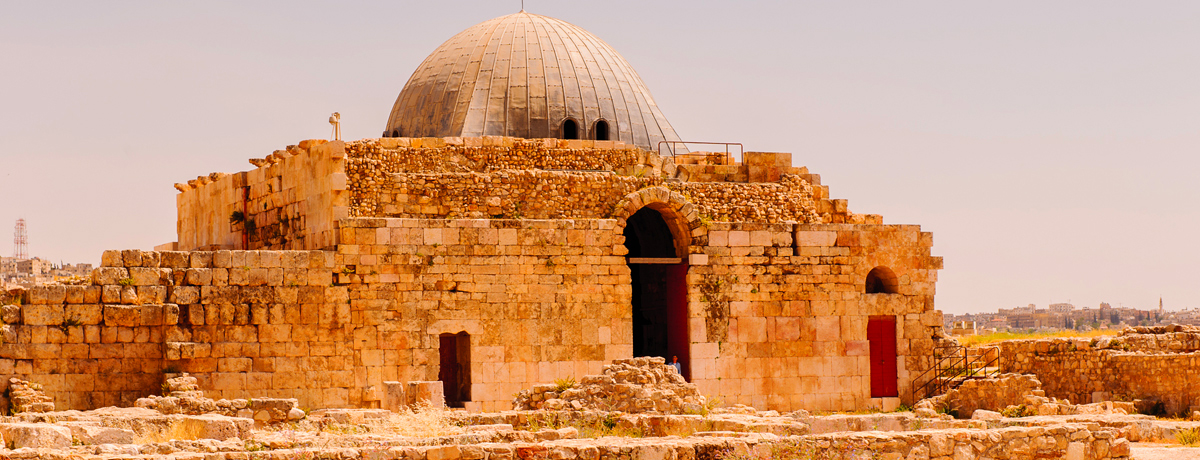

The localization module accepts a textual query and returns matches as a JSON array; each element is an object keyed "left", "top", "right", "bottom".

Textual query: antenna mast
[{"left": 13, "top": 218, "right": 28, "bottom": 260}]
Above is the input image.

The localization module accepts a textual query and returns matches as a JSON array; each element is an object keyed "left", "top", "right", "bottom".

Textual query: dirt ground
[{"left": 1131, "top": 442, "right": 1200, "bottom": 459}]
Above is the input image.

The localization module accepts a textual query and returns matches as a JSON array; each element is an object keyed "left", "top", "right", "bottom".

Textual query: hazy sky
[{"left": 1, "top": 1, "right": 1197, "bottom": 315}]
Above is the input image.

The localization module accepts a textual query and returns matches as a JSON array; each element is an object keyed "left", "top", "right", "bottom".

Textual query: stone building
[{"left": 2, "top": 12, "right": 943, "bottom": 413}]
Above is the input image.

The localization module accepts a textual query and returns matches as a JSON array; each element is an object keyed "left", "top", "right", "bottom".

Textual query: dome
[{"left": 384, "top": 12, "right": 682, "bottom": 151}]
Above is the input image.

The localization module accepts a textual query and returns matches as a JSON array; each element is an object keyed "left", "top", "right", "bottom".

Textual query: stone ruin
[
  {"left": 134, "top": 373, "right": 304, "bottom": 424},
  {"left": 7, "top": 378, "right": 54, "bottom": 414},
  {"left": 512, "top": 357, "right": 706, "bottom": 414},
  {"left": 1000, "top": 324, "right": 1200, "bottom": 416},
  {"left": 915, "top": 372, "right": 1144, "bottom": 421}
]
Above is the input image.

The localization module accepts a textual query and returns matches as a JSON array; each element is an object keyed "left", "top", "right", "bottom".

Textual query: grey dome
[{"left": 384, "top": 12, "right": 682, "bottom": 150}]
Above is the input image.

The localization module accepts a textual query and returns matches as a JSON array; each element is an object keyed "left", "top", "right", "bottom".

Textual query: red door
[
  {"left": 664, "top": 263, "right": 690, "bottom": 380},
  {"left": 867, "top": 317, "right": 898, "bottom": 397}
]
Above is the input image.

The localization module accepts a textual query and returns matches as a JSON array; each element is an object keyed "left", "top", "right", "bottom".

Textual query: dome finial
[{"left": 520, "top": 0, "right": 524, "bottom": 12}]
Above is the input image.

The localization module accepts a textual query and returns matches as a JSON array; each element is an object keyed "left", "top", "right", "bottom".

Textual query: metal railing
[
  {"left": 912, "top": 344, "right": 1001, "bottom": 400},
  {"left": 657, "top": 141, "right": 744, "bottom": 165}
]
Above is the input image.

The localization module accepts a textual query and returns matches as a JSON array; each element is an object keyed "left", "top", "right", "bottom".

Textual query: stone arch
[
  {"left": 612, "top": 187, "right": 703, "bottom": 256},
  {"left": 613, "top": 187, "right": 703, "bottom": 380},
  {"left": 865, "top": 266, "right": 900, "bottom": 294}
]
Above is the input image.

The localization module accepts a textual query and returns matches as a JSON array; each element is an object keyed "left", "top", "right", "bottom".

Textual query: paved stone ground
[{"left": 1131, "top": 442, "right": 1200, "bottom": 459}]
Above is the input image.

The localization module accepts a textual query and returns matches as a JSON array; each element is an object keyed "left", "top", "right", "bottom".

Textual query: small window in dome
[
  {"left": 562, "top": 119, "right": 579, "bottom": 140},
  {"left": 594, "top": 120, "right": 610, "bottom": 140}
]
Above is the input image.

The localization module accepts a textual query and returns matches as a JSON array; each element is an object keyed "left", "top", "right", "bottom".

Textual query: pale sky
[{"left": 1, "top": 1, "right": 1197, "bottom": 315}]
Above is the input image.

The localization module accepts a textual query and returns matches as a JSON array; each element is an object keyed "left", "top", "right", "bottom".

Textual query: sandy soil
[{"left": 1132, "top": 442, "right": 1200, "bottom": 459}]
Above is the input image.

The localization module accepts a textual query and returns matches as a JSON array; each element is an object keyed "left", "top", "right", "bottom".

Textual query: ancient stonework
[
  {"left": 999, "top": 325, "right": 1200, "bottom": 416},
  {"left": 7, "top": 378, "right": 53, "bottom": 414},
  {"left": 513, "top": 357, "right": 706, "bottom": 413}
]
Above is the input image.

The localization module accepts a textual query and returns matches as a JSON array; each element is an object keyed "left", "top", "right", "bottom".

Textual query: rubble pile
[
  {"left": 134, "top": 374, "right": 304, "bottom": 423},
  {"left": 513, "top": 357, "right": 707, "bottom": 414},
  {"left": 8, "top": 378, "right": 54, "bottom": 413}
]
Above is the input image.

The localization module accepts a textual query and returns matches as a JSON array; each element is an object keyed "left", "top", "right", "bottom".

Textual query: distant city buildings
[
  {"left": 945, "top": 300, "right": 1199, "bottom": 335},
  {"left": 0, "top": 256, "right": 92, "bottom": 289}
]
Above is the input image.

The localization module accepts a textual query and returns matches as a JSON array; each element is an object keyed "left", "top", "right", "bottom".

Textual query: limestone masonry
[
  {"left": 3, "top": 9, "right": 946, "bottom": 419},
  {"left": 1, "top": 133, "right": 945, "bottom": 414}
]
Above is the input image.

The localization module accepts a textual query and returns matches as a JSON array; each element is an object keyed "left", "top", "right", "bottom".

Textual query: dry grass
[
  {"left": 960, "top": 329, "right": 1119, "bottom": 346},
  {"left": 313, "top": 403, "right": 462, "bottom": 438},
  {"left": 1177, "top": 428, "right": 1200, "bottom": 446}
]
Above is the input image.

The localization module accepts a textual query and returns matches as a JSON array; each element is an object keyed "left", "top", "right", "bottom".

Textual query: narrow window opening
[
  {"left": 562, "top": 119, "right": 579, "bottom": 139},
  {"left": 594, "top": 120, "right": 610, "bottom": 140}
]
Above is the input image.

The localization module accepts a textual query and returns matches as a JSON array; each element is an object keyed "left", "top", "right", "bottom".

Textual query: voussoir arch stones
[{"left": 612, "top": 187, "right": 707, "bottom": 253}]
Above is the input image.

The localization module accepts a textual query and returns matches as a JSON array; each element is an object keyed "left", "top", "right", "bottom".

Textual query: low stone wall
[
  {"left": 999, "top": 329, "right": 1200, "bottom": 416},
  {"left": 0, "top": 249, "right": 344, "bottom": 410},
  {"left": 919, "top": 374, "right": 1045, "bottom": 418}
]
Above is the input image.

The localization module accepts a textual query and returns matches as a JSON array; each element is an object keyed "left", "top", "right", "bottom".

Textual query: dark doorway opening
[
  {"left": 867, "top": 317, "right": 898, "bottom": 397},
  {"left": 562, "top": 119, "right": 579, "bottom": 139},
  {"left": 624, "top": 207, "right": 690, "bottom": 380},
  {"left": 594, "top": 120, "right": 610, "bottom": 140},
  {"left": 438, "top": 332, "right": 471, "bottom": 407}
]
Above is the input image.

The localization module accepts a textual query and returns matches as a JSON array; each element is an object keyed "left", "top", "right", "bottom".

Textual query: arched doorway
[{"left": 623, "top": 207, "right": 690, "bottom": 379}]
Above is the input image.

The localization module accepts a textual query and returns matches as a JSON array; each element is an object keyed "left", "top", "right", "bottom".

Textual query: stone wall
[
  {"left": 2, "top": 216, "right": 944, "bottom": 414},
  {"left": 362, "top": 170, "right": 661, "bottom": 219},
  {"left": 174, "top": 136, "right": 865, "bottom": 252},
  {"left": 0, "top": 249, "right": 342, "bottom": 411},
  {"left": 999, "top": 328, "right": 1200, "bottom": 416},
  {"left": 175, "top": 140, "right": 349, "bottom": 251},
  {"left": 335, "top": 217, "right": 631, "bottom": 412},
  {"left": 687, "top": 222, "right": 943, "bottom": 411}
]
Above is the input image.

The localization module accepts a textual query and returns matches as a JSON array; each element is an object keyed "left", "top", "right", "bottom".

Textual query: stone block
[
  {"left": 1, "top": 423, "right": 71, "bottom": 449},
  {"left": 92, "top": 267, "right": 130, "bottom": 286},
  {"left": 189, "top": 252, "right": 213, "bottom": 269},
  {"left": 22, "top": 304, "right": 64, "bottom": 326},
  {"left": 104, "top": 306, "right": 141, "bottom": 327},
  {"left": 1, "top": 305, "right": 20, "bottom": 324},
  {"left": 406, "top": 381, "right": 445, "bottom": 408},
  {"left": 186, "top": 269, "right": 213, "bottom": 286},
  {"left": 160, "top": 251, "right": 191, "bottom": 268},
  {"left": 68, "top": 424, "right": 135, "bottom": 445},
  {"left": 174, "top": 414, "right": 252, "bottom": 440},
  {"left": 795, "top": 231, "right": 837, "bottom": 247},
  {"left": 170, "top": 286, "right": 200, "bottom": 305},
  {"left": 383, "top": 381, "right": 406, "bottom": 412},
  {"left": 101, "top": 250, "right": 123, "bottom": 267},
  {"left": 65, "top": 304, "right": 103, "bottom": 325},
  {"left": 121, "top": 250, "right": 144, "bottom": 267}
]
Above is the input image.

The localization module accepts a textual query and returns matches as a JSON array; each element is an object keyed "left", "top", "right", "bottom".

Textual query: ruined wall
[
  {"left": 685, "top": 222, "right": 942, "bottom": 411},
  {"left": 0, "top": 249, "right": 344, "bottom": 411},
  {"left": 175, "top": 140, "right": 349, "bottom": 251},
  {"left": 999, "top": 329, "right": 1200, "bottom": 415},
  {"left": 336, "top": 218, "right": 631, "bottom": 412}
]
